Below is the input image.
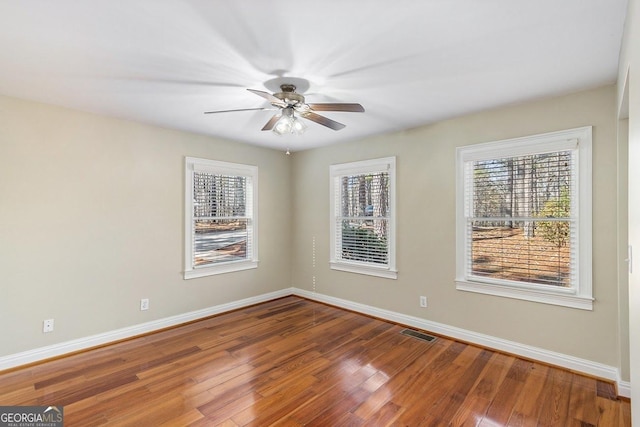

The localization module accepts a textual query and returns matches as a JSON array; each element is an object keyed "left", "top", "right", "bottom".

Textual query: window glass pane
[
  {"left": 469, "top": 151, "right": 574, "bottom": 288},
  {"left": 470, "top": 219, "right": 571, "bottom": 287},
  {"left": 192, "top": 171, "right": 249, "bottom": 268},
  {"left": 340, "top": 172, "right": 389, "bottom": 218},
  {"left": 340, "top": 219, "right": 388, "bottom": 264},
  {"left": 194, "top": 219, "right": 248, "bottom": 266},
  {"left": 193, "top": 173, "right": 247, "bottom": 218},
  {"left": 472, "top": 151, "right": 572, "bottom": 219}
]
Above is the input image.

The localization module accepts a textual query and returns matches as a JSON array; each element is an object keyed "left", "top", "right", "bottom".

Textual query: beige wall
[
  {"left": 0, "top": 95, "right": 292, "bottom": 356},
  {"left": 291, "top": 85, "right": 621, "bottom": 367},
  {"left": 618, "top": 0, "right": 639, "bottom": 419},
  {"left": 0, "top": 77, "right": 630, "bottom": 399}
]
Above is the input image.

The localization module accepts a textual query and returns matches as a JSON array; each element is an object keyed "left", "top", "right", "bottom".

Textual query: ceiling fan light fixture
[
  {"left": 205, "top": 83, "right": 363, "bottom": 134},
  {"left": 272, "top": 107, "right": 306, "bottom": 136}
]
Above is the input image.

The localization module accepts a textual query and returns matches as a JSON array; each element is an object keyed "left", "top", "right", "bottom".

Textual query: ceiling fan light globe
[
  {"left": 292, "top": 118, "right": 307, "bottom": 135},
  {"left": 273, "top": 116, "right": 294, "bottom": 135}
]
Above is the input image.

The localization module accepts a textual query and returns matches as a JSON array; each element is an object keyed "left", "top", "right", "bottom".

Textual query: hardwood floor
[{"left": 0, "top": 296, "right": 631, "bottom": 426}]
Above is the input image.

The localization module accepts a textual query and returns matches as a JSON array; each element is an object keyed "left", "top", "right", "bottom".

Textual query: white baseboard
[
  {"left": 292, "top": 288, "right": 631, "bottom": 398},
  {"left": 618, "top": 379, "right": 632, "bottom": 399},
  {"left": 0, "top": 288, "right": 293, "bottom": 372}
]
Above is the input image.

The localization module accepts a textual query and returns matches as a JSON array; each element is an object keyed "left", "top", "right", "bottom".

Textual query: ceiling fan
[{"left": 204, "top": 84, "right": 364, "bottom": 135}]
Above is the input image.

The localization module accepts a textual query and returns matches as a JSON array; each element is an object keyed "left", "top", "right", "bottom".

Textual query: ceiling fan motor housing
[{"left": 273, "top": 84, "right": 305, "bottom": 107}]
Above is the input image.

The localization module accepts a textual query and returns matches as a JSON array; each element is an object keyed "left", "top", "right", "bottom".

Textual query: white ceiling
[{"left": 0, "top": 1, "right": 628, "bottom": 152}]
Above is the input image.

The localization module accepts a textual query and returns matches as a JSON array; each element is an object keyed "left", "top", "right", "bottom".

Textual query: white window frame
[
  {"left": 330, "top": 157, "right": 397, "bottom": 279},
  {"left": 455, "top": 127, "right": 593, "bottom": 310},
  {"left": 184, "top": 157, "right": 258, "bottom": 279}
]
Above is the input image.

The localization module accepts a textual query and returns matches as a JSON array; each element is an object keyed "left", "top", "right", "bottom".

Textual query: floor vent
[{"left": 401, "top": 328, "right": 436, "bottom": 342}]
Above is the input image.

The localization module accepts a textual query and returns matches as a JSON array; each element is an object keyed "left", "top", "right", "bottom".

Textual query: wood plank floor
[{"left": 0, "top": 296, "right": 631, "bottom": 426}]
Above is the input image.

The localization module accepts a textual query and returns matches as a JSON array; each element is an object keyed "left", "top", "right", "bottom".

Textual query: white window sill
[
  {"left": 330, "top": 261, "right": 397, "bottom": 279},
  {"left": 184, "top": 260, "right": 258, "bottom": 279},
  {"left": 455, "top": 279, "right": 593, "bottom": 310}
]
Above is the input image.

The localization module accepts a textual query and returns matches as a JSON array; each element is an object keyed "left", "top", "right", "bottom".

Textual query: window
[
  {"left": 455, "top": 127, "right": 592, "bottom": 310},
  {"left": 330, "top": 157, "right": 396, "bottom": 279},
  {"left": 184, "top": 157, "right": 258, "bottom": 279}
]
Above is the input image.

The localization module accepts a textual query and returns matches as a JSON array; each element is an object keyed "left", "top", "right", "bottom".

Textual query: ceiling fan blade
[
  {"left": 204, "top": 107, "right": 275, "bottom": 114},
  {"left": 247, "top": 89, "right": 287, "bottom": 107},
  {"left": 261, "top": 114, "right": 281, "bottom": 131},
  {"left": 301, "top": 111, "right": 346, "bottom": 131},
  {"left": 307, "top": 103, "right": 365, "bottom": 113},
  {"left": 109, "top": 76, "right": 246, "bottom": 88}
]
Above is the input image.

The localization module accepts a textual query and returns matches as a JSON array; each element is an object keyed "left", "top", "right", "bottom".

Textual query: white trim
[
  {"left": 291, "top": 287, "right": 628, "bottom": 397},
  {"left": 329, "top": 157, "right": 395, "bottom": 175},
  {"left": 456, "top": 127, "right": 585, "bottom": 161},
  {"left": 187, "top": 157, "right": 257, "bottom": 176},
  {"left": 330, "top": 261, "right": 398, "bottom": 279},
  {"left": 456, "top": 280, "right": 593, "bottom": 310},
  {"left": 184, "top": 260, "right": 259, "bottom": 279},
  {"left": 0, "top": 288, "right": 293, "bottom": 372},
  {"left": 617, "top": 375, "right": 631, "bottom": 398},
  {"left": 617, "top": 379, "right": 631, "bottom": 399}
]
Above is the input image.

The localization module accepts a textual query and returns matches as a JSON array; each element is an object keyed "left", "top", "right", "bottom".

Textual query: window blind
[
  {"left": 466, "top": 151, "right": 576, "bottom": 288},
  {"left": 336, "top": 171, "right": 390, "bottom": 265}
]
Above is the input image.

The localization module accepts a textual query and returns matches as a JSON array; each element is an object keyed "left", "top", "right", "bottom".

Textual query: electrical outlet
[
  {"left": 140, "top": 298, "right": 149, "bottom": 311},
  {"left": 419, "top": 296, "right": 427, "bottom": 308},
  {"left": 43, "top": 319, "right": 54, "bottom": 333}
]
